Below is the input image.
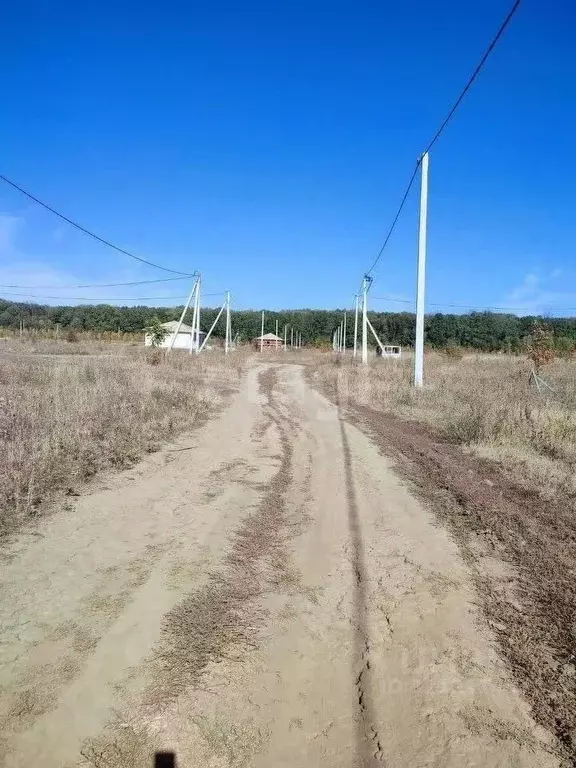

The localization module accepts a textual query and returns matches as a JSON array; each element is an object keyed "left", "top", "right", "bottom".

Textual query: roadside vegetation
[
  {"left": 0, "top": 339, "right": 247, "bottom": 534},
  {"left": 311, "top": 349, "right": 576, "bottom": 501}
]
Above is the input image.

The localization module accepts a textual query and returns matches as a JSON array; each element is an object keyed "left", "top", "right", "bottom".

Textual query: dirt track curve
[{"left": 0, "top": 363, "right": 560, "bottom": 767}]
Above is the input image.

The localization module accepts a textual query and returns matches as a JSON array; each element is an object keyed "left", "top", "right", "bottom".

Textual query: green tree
[{"left": 145, "top": 316, "right": 168, "bottom": 348}]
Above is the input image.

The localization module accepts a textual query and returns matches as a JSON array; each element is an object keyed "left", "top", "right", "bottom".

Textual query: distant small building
[
  {"left": 254, "top": 332, "right": 283, "bottom": 350},
  {"left": 145, "top": 320, "right": 206, "bottom": 350},
  {"left": 376, "top": 345, "right": 402, "bottom": 359}
]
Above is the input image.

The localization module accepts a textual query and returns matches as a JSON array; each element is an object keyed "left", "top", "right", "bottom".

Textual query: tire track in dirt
[
  {"left": 78, "top": 365, "right": 311, "bottom": 767},
  {"left": 340, "top": 402, "right": 576, "bottom": 766},
  {"left": 339, "top": 416, "right": 385, "bottom": 766},
  {"left": 146, "top": 366, "right": 296, "bottom": 707},
  {"left": 0, "top": 366, "right": 286, "bottom": 768}
]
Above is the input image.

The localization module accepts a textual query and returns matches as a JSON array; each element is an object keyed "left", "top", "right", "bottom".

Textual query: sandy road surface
[{"left": 0, "top": 363, "right": 559, "bottom": 767}]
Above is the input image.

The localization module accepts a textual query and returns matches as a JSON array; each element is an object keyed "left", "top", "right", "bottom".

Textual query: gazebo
[{"left": 254, "top": 332, "right": 283, "bottom": 350}]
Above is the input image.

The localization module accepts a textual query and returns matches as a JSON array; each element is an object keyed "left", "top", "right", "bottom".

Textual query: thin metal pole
[
  {"left": 414, "top": 152, "right": 429, "bottom": 387},
  {"left": 225, "top": 291, "right": 231, "bottom": 354},
  {"left": 169, "top": 275, "right": 197, "bottom": 352},
  {"left": 361, "top": 277, "right": 369, "bottom": 364},
  {"left": 353, "top": 295, "right": 359, "bottom": 358},
  {"left": 260, "top": 311, "right": 265, "bottom": 353}
]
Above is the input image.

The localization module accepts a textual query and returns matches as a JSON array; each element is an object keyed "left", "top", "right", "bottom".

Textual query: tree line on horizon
[{"left": 1, "top": 298, "right": 576, "bottom": 353}]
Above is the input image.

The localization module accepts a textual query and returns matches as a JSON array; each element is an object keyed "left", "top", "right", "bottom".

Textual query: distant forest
[{"left": 1, "top": 298, "right": 576, "bottom": 352}]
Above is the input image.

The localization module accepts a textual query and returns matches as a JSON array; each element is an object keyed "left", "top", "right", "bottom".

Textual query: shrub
[
  {"left": 145, "top": 317, "right": 168, "bottom": 348},
  {"left": 442, "top": 340, "right": 464, "bottom": 360},
  {"left": 527, "top": 321, "right": 555, "bottom": 372},
  {"left": 554, "top": 336, "right": 575, "bottom": 358}
]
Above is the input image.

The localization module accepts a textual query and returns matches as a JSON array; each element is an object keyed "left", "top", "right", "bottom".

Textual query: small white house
[{"left": 144, "top": 320, "right": 206, "bottom": 350}]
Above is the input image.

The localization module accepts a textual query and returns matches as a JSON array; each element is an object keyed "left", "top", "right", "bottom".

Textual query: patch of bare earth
[
  {"left": 80, "top": 367, "right": 305, "bottom": 767},
  {"left": 333, "top": 400, "right": 576, "bottom": 766}
]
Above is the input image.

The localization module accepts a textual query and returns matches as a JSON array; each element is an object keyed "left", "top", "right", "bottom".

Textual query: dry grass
[
  {"left": 0, "top": 340, "right": 250, "bottom": 533},
  {"left": 310, "top": 351, "right": 576, "bottom": 502}
]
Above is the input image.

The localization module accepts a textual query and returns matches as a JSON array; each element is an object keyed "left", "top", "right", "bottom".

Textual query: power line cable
[
  {"left": 365, "top": 0, "right": 522, "bottom": 279},
  {"left": 371, "top": 295, "right": 576, "bottom": 313},
  {"left": 0, "top": 275, "right": 195, "bottom": 290},
  {"left": 0, "top": 173, "right": 192, "bottom": 276},
  {"left": 0, "top": 291, "right": 226, "bottom": 302},
  {"left": 423, "top": 0, "right": 522, "bottom": 156},
  {"left": 364, "top": 163, "right": 420, "bottom": 279}
]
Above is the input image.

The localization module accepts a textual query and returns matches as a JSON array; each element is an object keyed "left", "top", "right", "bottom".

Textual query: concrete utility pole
[
  {"left": 342, "top": 312, "right": 347, "bottom": 353},
  {"left": 190, "top": 273, "right": 201, "bottom": 354},
  {"left": 169, "top": 274, "right": 198, "bottom": 353},
  {"left": 353, "top": 295, "right": 359, "bottom": 358},
  {"left": 414, "top": 152, "right": 429, "bottom": 387},
  {"left": 361, "top": 276, "right": 370, "bottom": 364},
  {"left": 260, "top": 311, "right": 265, "bottom": 353},
  {"left": 284, "top": 324, "right": 287, "bottom": 351},
  {"left": 291, "top": 327, "right": 294, "bottom": 349},
  {"left": 225, "top": 291, "right": 231, "bottom": 354},
  {"left": 275, "top": 318, "right": 279, "bottom": 349}
]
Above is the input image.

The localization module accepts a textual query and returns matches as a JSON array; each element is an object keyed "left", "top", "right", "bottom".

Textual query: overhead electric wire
[
  {"left": 0, "top": 291, "right": 226, "bottom": 302},
  {"left": 0, "top": 275, "right": 196, "bottom": 290},
  {"left": 365, "top": 0, "right": 523, "bottom": 280},
  {"left": 364, "top": 163, "right": 420, "bottom": 278},
  {"left": 422, "top": 0, "right": 522, "bottom": 156},
  {"left": 371, "top": 295, "right": 576, "bottom": 313},
  {"left": 0, "top": 173, "right": 192, "bottom": 276}
]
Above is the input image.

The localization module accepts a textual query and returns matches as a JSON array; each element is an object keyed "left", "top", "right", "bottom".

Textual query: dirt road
[{"left": 0, "top": 363, "right": 560, "bottom": 767}]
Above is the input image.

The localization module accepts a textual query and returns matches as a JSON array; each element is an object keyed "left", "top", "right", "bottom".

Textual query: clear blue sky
[{"left": 0, "top": 1, "right": 574, "bottom": 313}]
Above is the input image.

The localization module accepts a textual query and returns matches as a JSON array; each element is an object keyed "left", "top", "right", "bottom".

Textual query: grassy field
[
  {"left": 0, "top": 339, "right": 247, "bottom": 534},
  {"left": 310, "top": 350, "right": 576, "bottom": 503}
]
